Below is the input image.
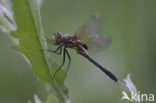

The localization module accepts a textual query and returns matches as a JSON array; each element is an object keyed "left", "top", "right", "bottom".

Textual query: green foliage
[{"left": 10, "top": 0, "right": 68, "bottom": 102}]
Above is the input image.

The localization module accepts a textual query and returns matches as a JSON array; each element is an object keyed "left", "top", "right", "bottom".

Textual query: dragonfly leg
[
  {"left": 52, "top": 47, "right": 66, "bottom": 79},
  {"left": 58, "top": 47, "right": 62, "bottom": 55},
  {"left": 44, "top": 45, "right": 62, "bottom": 55},
  {"left": 65, "top": 49, "right": 71, "bottom": 76}
]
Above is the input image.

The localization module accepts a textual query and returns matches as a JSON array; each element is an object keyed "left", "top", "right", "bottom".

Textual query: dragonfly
[{"left": 45, "top": 14, "right": 118, "bottom": 82}]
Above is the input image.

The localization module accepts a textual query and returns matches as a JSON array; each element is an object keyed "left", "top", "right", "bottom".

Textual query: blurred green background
[{"left": 0, "top": 0, "right": 156, "bottom": 103}]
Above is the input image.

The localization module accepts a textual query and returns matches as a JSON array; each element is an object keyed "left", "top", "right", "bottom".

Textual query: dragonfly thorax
[{"left": 62, "top": 34, "right": 87, "bottom": 55}]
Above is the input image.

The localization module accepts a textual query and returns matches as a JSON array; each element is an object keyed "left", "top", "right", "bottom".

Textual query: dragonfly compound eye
[{"left": 53, "top": 32, "right": 63, "bottom": 44}]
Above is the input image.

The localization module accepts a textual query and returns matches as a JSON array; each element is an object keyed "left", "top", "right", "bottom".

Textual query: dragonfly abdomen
[
  {"left": 76, "top": 44, "right": 86, "bottom": 55},
  {"left": 82, "top": 54, "right": 118, "bottom": 82},
  {"left": 69, "top": 41, "right": 86, "bottom": 55}
]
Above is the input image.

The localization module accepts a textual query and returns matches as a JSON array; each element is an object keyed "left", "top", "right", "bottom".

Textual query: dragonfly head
[{"left": 53, "top": 32, "right": 63, "bottom": 44}]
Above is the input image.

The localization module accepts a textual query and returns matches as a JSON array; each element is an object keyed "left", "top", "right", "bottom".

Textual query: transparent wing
[
  {"left": 75, "top": 14, "right": 111, "bottom": 53},
  {"left": 85, "top": 35, "right": 111, "bottom": 53}
]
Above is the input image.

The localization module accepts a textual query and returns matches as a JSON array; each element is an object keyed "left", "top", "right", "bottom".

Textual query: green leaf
[
  {"left": 10, "top": 0, "right": 69, "bottom": 102},
  {"left": 47, "top": 95, "right": 59, "bottom": 103}
]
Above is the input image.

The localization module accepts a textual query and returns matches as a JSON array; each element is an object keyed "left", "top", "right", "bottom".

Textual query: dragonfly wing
[
  {"left": 75, "top": 14, "right": 104, "bottom": 41},
  {"left": 75, "top": 14, "right": 111, "bottom": 53},
  {"left": 85, "top": 34, "right": 111, "bottom": 53}
]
